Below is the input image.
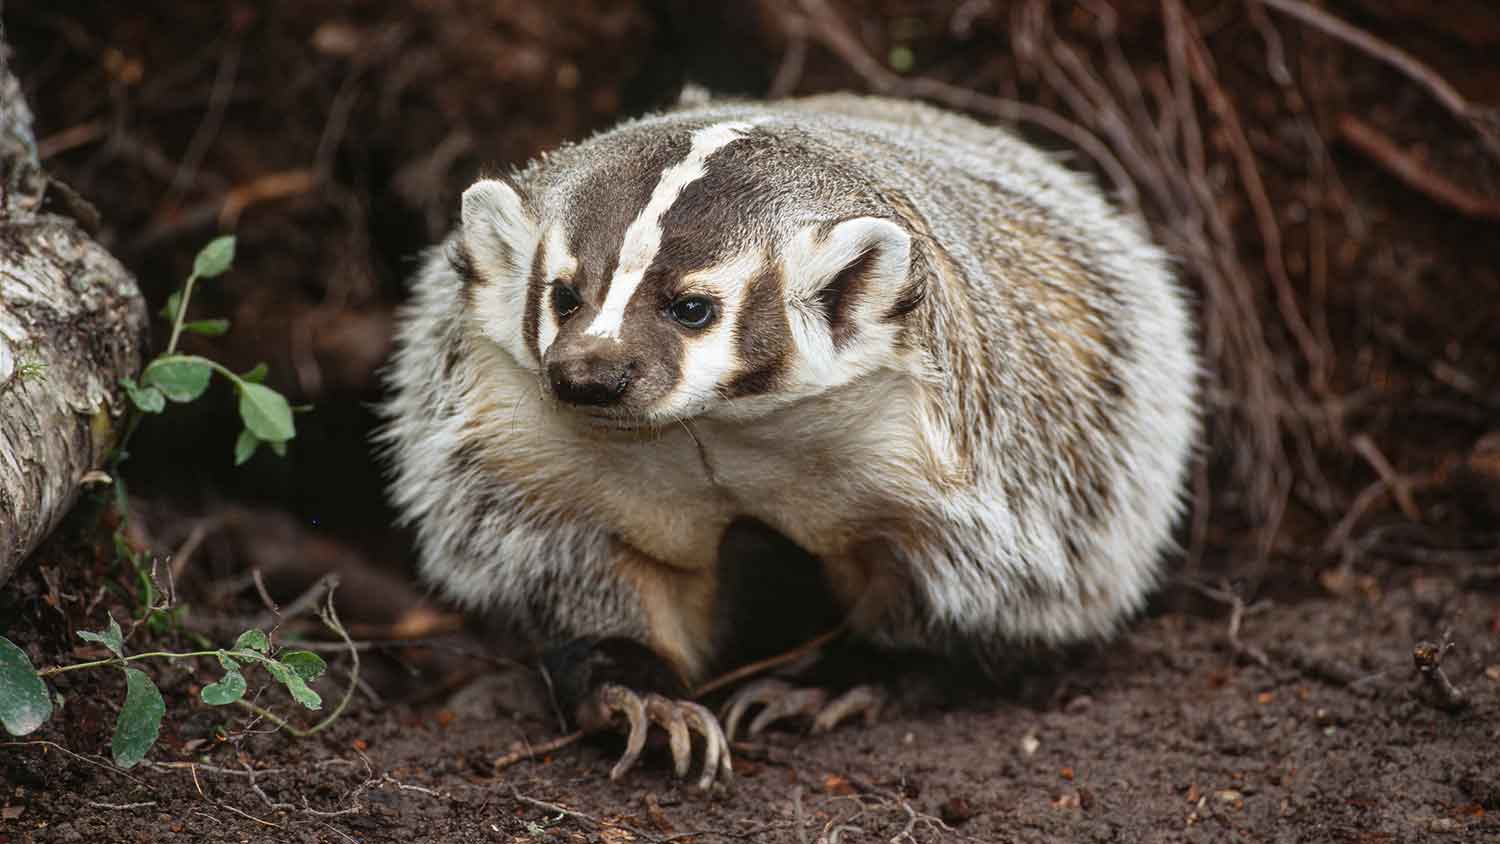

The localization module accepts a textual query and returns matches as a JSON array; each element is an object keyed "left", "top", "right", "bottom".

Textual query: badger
[{"left": 378, "top": 94, "right": 1198, "bottom": 788}]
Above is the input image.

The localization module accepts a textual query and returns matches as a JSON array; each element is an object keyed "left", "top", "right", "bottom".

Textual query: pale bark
[{"left": 0, "top": 36, "right": 148, "bottom": 583}]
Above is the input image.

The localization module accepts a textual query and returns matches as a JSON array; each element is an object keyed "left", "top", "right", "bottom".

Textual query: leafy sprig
[
  {"left": 117, "top": 235, "right": 299, "bottom": 466},
  {"left": 0, "top": 610, "right": 338, "bottom": 768}
]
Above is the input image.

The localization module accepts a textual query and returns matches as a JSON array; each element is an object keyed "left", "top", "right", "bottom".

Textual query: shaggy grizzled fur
[{"left": 378, "top": 94, "right": 1199, "bottom": 693}]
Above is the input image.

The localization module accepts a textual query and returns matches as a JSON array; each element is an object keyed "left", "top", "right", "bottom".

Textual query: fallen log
[{"left": 0, "top": 35, "right": 148, "bottom": 584}]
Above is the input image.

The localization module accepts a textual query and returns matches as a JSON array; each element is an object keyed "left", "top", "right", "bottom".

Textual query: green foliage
[
  {"left": 141, "top": 357, "right": 213, "bottom": 403},
  {"left": 0, "top": 638, "right": 51, "bottom": 736},
  {"left": 76, "top": 614, "right": 125, "bottom": 659},
  {"left": 192, "top": 235, "right": 236, "bottom": 278},
  {"left": 280, "top": 651, "right": 327, "bottom": 681},
  {"left": 107, "top": 236, "right": 308, "bottom": 624},
  {"left": 200, "top": 668, "right": 247, "bottom": 706},
  {"left": 182, "top": 318, "right": 231, "bottom": 336},
  {"left": 112, "top": 668, "right": 165, "bottom": 769},
  {"left": 16, "top": 357, "right": 46, "bottom": 381},
  {"left": 0, "top": 238, "right": 345, "bottom": 767},
  {"left": 0, "top": 612, "right": 337, "bottom": 767},
  {"left": 234, "top": 629, "right": 270, "bottom": 653},
  {"left": 120, "top": 377, "right": 165, "bottom": 414},
  {"left": 117, "top": 235, "right": 303, "bottom": 472}
]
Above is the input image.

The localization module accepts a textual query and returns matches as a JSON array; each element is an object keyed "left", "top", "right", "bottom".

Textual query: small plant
[
  {"left": 105, "top": 235, "right": 305, "bottom": 629},
  {"left": 0, "top": 613, "right": 331, "bottom": 768},
  {"left": 0, "top": 237, "right": 341, "bottom": 767},
  {"left": 117, "top": 235, "right": 298, "bottom": 467}
]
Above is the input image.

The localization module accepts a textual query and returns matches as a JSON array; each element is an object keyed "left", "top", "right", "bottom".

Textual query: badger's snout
[{"left": 546, "top": 340, "right": 636, "bottom": 407}]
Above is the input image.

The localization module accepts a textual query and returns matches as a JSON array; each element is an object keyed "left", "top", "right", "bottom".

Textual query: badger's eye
[
  {"left": 668, "top": 295, "right": 716, "bottom": 330},
  {"left": 551, "top": 284, "right": 582, "bottom": 321}
]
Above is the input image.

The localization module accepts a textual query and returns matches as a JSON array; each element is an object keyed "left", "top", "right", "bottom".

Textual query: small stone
[
  {"left": 1020, "top": 731, "right": 1040, "bottom": 756},
  {"left": 938, "top": 797, "right": 975, "bottom": 825}
]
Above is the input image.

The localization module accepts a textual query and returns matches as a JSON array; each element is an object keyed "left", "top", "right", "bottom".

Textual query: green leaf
[
  {"left": 237, "top": 382, "right": 295, "bottom": 443},
  {"left": 217, "top": 653, "right": 240, "bottom": 671},
  {"left": 182, "top": 319, "right": 230, "bottom": 336},
  {"left": 282, "top": 673, "right": 322, "bottom": 711},
  {"left": 142, "top": 357, "right": 213, "bottom": 403},
  {"left": 159, "top": 291, "right": 182, "bottom": 322},
  {"left": 76, "top": 613, "right": 125, "bottom": 659},
  {"left": 268, "top": 439, "right": 286, "bottom": 458},
  {"left": 240, "top": 363, "right": 268, "bottom": 384},
  {"left": 121, "top": 377, "right": 165, "bottom": 414},
  {"left": 112, "top": 668, "right": 165, "bottom": 768},
  {"left": 263, "top": 660, "right": 292, "bottom": 683},
  {"left": 0, "top": 636, "right": 52, "bottom": 736},
  {"left": 200, "top": 670, "right": 247, "bottom": 705},
  {"left": 279, "top": 651, "right": 326, "bottom": 681},
  {"left": 193, "top": 235, "right": 236, "bottom": 279},
  {"left": 285, "top": 676, "right": 322, "bottom": 710},
  {"left": 233, "top": 428, "right": 260, "bottom": 466},
  {"left": 261, "top": 660, "right": 321, "bottom": 710},
  {"left": 234, "top": 629, "right": 270, "bottom": 653}
]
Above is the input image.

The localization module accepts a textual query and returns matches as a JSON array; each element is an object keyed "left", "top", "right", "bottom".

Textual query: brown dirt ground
[{"left": 3, "top": 1, "right": 1499, "bottom": 842}]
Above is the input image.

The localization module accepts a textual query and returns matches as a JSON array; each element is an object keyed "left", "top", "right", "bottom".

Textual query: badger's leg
[
  {"left": 717, "top": 542, "right": 927, "bottom": 739},
  {"left": 542, "top": 541, "right": 733, "bottom": 788}
]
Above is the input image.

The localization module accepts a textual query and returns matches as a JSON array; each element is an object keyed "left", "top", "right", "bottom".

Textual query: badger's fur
[{"left": 379, "top": 94, "right": 1198, "bottom": 691}]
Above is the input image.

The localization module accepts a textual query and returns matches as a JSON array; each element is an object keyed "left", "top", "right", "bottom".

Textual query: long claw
[
  {"left": 747, "top": 687, "right": 827, "bottom": 736},
  {"left": 645, "top": 694, "right": 692, "bottom": 778},
  {"left": 588, "top": 685, "right": 733, "bottom": 788},
  {"left": 599, "top": 685, "right": 649, "bottom": 781},
  {"left": 722, "top": 678, "right": 794, "bottom": 741},
  {"left": 812, "top": 685, "right": 886, "bottom": 734},
  {"left": 677, "top": 700, "right": 731, "bottom": 790}
]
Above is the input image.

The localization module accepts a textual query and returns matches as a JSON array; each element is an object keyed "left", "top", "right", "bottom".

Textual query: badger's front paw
[{"left": 580, "top": 684, "right": 733, "bottom": 789}]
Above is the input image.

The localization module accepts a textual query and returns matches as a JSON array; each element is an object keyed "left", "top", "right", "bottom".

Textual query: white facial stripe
[
  {"left": 535, "top": 224, "right": 575, "bottom": 359},
  {"left": 661, "top": 249, "right": 763, "bottom": 414},
  {"left": 584, "top": 121, "right": 754, "bottom": 342}
]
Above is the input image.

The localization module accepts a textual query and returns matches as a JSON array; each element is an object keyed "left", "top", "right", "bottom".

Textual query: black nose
[{"left": 547, "top": 355, "right": 633, "bottom": 406}]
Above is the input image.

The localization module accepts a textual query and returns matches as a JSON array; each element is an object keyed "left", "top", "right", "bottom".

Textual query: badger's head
[{"left": 454, "top": 117, "right": 926, "bottom": 428}]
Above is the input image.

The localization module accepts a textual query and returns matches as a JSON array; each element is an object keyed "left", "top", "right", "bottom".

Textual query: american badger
[{"left": 379, "top": 94, "right": 1198, "bottom": 787}]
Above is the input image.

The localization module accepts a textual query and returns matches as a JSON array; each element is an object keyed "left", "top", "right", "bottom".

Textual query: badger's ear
[
  {"left": 457, "top": 178, "right": 539, "bottom": 283},
  {"left": 785, "top": 217, "right": 920, "bottom": 351}
]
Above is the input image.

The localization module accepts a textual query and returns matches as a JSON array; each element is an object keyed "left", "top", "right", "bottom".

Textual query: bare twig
[
  {"left": 512, "top": 789, "right": 658, "bottom": 842},
  {"left": 1179, "top": 579, "right": 1272, "bottom": 668},
  {"left": 163, "top": 33, "right": 243, "bottom": 206},
  {"left": 169, "top": 516, "right": 226, "bottom": 581},
  {"left": 1168, "top": 0, "right": 1325, "bottom": 387},
  {"left": 1257, "top": 0, "right": 1500, "bottom": 160},
  {"left": 768, "top": 6, "right": 810, "bottom": 99},
  {"left": 491, "top": 730, "right": 585, "bottom": 774},
  {"left": 795, "top": 0, "right": 1141, "bottom": 209},
  {"left": 692, "top": 625, "right": 846, "bottom": 698},
  {"left": 1337, "top": 114, "right": 1500, "bottom": 221},
  {"left": 1412, "top": 633, "right": 1467, "bottom": 713},
  {"left": 217, "top": 802, "right": 282, "bottom": 828},
  {"left": 1350, "top": 434, "right": 1421, "bottom": 522},
  {"left": 37, "top": 120, "right": 105, "bottom": 159},
  {"left": 85, "top": 801, "right": 157, "bottom": 810}
]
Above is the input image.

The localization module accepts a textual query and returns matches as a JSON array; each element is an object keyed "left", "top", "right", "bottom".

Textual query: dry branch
[{"left": 0, "top": 35, "right": 148, "bottom": 583}]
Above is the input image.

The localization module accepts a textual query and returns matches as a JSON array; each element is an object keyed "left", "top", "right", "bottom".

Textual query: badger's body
[{"left": 381, "top": 94, "right": 1197, "bottom": 722}]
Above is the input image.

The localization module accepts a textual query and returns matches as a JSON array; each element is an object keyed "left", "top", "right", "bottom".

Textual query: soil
[{"left": 2, "top": 1, "right": 1498, "bottom": 842}]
